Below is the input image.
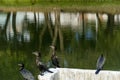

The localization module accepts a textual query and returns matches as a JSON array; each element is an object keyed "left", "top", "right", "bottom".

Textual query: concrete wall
[{"left": 38, "top": 68, "right": 120, "bottom": 80}]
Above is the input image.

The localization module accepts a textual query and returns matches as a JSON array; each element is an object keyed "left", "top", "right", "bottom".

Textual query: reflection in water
[{"left": 0, "top": 11, "right": 120, "bottom": 80}]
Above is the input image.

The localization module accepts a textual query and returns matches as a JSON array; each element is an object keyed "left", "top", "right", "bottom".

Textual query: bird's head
[
  {"left": 49, "top": 45, "right": 56, "bottom": 50},
  {"left": 18, "top": 63, "right": 24, "bottom": 67},
  {"left": 101, "top": 54, "right": 103, "bottom": 57},
  {"left": 32, "top": 51, "right": 41, "bottom": 57},
  {"left": 18, "top": 63, "right": 24, "bottom": 70}
]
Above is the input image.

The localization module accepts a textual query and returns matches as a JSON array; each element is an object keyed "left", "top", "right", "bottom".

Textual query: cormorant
[
  {"left": 18, "top": 63, "right": 35, "bottom": 80},
  {"left": 50, "top": 45, "right": 60, "bottom": 68},
  {"left": 95, "top": 54, "right": 106, "bottom": 74},
  {"left": 32, "top": 51, "right": 53, "bottom": 75}
]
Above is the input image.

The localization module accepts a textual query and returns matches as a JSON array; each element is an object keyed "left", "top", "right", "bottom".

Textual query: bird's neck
[
  {"left": 36, "top": 56, "right": 40, "bottom": 63},
  {"left": 52, "top": 49, "right": 56, "bottom": 56},
  {"left": 19, "top": 67, "right": 24, "bottom": 71}
]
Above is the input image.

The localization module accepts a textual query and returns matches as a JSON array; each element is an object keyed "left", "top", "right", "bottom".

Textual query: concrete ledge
[
  {"left": 38, "top": 68, "right": 59, "bottom": 80},
  {"left": 38, "top": 68, "right": 120, "bottom": 80}
]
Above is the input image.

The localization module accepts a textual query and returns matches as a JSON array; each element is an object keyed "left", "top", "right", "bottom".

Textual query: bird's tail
[
  {"left": 47, "top": 69, "right": 53, "bottom": 73},
  {"left": 95, "top": 69, "right": 101, "bottom": 74},
  {"left": 57, "top": 65, "right": 60, "bottom": 68}
]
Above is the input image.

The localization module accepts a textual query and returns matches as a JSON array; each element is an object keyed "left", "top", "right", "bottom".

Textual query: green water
[{"left": 0, "top": 11, "right": 120, "bottom": 80}]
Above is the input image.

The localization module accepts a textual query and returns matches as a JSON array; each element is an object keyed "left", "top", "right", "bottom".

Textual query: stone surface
[
  {"left": 38, "top": 68, "right": 59, "bottom": 80},
  {"left": 38, "top": 68, "right": 120, "bottom": 80}
]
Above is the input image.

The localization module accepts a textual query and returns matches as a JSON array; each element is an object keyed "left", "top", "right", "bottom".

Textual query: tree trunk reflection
[
  {"left": 52, "top": 11, "right": 64, "bottom": 51},
  {"left": 106, "top": 14, "right": 114, "bottom": 35},
  {"left": 2, "top": 12, "right": 11, "bottom": 40},
  {"left": 12, "top": 12, "right": 18, "bottom": 53}
]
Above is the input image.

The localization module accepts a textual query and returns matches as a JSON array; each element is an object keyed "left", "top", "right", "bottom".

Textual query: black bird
[
  {"left": 95, "top": 54, "right": 106, "bottom": 74},
  {"left": 18, "top": 63, "right": 35, "bottom": 80},
  {"left": 32, "top": 51, "right": 53, "bottom": 75},
  {"left": 50, "top": 45, "right": 60, "bottom": 68}
]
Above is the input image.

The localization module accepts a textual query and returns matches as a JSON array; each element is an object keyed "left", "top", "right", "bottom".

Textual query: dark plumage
[
  {"left": 32, "top": 51, "right": 53, "bottom": 75},
  {"left": 18, "top": 63, "right": 35, "bottom": 80},
  {"left": 95, "top": 54, "right": 106, "bottom": 74},
  {"left": 50, "top": 45, "right": 60, "bottom": 68}
]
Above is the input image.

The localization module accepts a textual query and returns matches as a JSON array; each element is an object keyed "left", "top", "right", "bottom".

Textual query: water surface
[{"left": 0, "top": 11, "right": 120, "bottom": 80}]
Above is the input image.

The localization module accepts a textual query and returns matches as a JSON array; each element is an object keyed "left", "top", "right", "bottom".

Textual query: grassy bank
[
  {"left": 0, "top": 0, "right": 120, "bottom": 6},
  {"left": 0, "top": 1, "right": 120, "bottom": 14}
]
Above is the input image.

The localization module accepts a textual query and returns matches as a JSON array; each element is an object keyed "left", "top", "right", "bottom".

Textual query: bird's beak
[
  {"left": 32, "top": 51, "right": 39, "bottom": 56},
  {"left": 18, "top": 64, "right": 21, "bottom": 66},
  {"left": 50, "top": 45, "right": 54, "bottom": 49},
  {"left": 32, "top": 52, "right": 36, "bottom": 55},
  {"left": 49, "top": 46, "right": 52, "bottom": 48}
]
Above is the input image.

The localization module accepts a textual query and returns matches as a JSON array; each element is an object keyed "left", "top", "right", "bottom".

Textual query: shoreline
[{"left": 0, "top": 5, "right": 120, "bottom": 14}]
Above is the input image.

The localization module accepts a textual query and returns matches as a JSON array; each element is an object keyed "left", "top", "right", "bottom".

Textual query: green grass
[
  {"left": 0, "top": 1, "right": 120, "bottom": 14},
  {"left": 0, "top": 0, "right": 120, "bottom": 6}
]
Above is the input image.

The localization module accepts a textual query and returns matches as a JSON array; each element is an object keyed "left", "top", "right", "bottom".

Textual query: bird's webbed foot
[{"left": 40, "top": 72, "right": 44, "bottom": 76}]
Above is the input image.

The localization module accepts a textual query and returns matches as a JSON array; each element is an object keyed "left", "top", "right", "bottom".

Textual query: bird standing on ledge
[
  {"left": 95, "top": 54, "right": 106, "bottom": 74},
  {"left": 18, "top": 63, "right": 35, "bottom": 80},
  {"left": 32, "top": 51, "right": 53, "bottom": 75},
  {"left": 50, "top": 45, "right": 60, "bottom": 68}
]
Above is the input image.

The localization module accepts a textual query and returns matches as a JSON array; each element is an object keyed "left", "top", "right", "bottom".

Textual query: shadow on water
[{"left": 0, "top": 11, "right": 120, "bottom": 79}]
